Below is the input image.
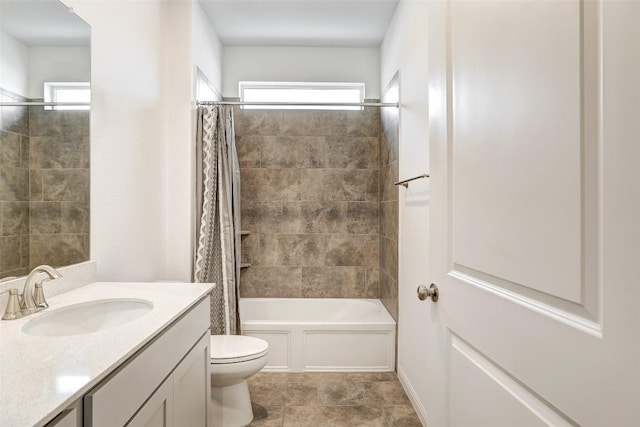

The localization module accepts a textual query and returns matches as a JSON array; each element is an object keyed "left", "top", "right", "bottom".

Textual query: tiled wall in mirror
[{"left": 0, "top": 0, "right": 90, "bottom": 278}]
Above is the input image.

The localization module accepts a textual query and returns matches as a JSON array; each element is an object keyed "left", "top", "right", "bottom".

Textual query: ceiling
[
  {"left": 0, "top": 0, "right": 90, "bottom": 46},
  {"left": 199, "top": 0, "right": 400, "bottom": 47}
]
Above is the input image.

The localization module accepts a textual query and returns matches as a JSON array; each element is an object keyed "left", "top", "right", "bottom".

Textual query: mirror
[{"left": 0, "top": 0, "right": 90, "bottom": 278}]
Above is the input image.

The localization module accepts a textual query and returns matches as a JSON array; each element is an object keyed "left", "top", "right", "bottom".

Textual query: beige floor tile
[
  {"left": 250, "top": 382, "right": 286, "bottom": 406},
  {"left": 283, "top": 405, "right": 385, "bottom": 426},
  {"left": 366, "top": 381, "right": 411, "bottom": 405},
  {"left": 384, "top": 405, "right": 423, "bottom": 427},
  {"left": 250, "top": 372, "right": 421, "bottom": 426},
  {"left": 278, "top": 382, "right": 318, "bottom": 406},
  {"left": 266, "top": 372, "right": 346, "bottom": 383},
  {"left": 284, "top": 406, "right": 334, "bottom": 424},
  {"left": 330, "top": 406, "right": 387, "bottom": 427},
  {"left": 282, "top": 422, "right": 336, "bottom": 427},
  {"left": 344, "top": 372, "right": 398, "bottom": 382},
  {"left": 249, "top": 404, "right": 284, "bottom": 427},
  {"left": 317, "top": 381, "right": 369, "bottom": 405}
]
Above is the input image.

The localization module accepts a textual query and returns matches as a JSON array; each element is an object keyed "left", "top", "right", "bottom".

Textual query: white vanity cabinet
[
  {"left": 172, "top": 331, "right": 210, "bottom": 426},
  {"left": 46, "top": 409, "right": 79, "bottom": 427},
  {"left": 128, "top": 331, "right": 210, "bottom": 427},
  {"left": 126, "top": 375, "right": 174, "bottom": 427},
  {"left": 83, "top": 297, "right": 210, "bottom": 427},
  {"left": 1, "top": 281, "right": 213, "bottom": 427}
]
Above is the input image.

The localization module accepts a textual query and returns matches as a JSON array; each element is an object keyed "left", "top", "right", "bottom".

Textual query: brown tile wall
[
  {"left": 379, "top": 76, "right": 400, "bottom": 321},
  {"left": 236, "top": 103, "right": 381, "bottom": 299},
  {"left": 1, "top": 89, "right": 31, "bottom": 278},
  {"left": 0, "top": 88, "right": 89, "bottom": 279},
  {"left": 28, "top": 103, "right": 90, "bottom": 270}
]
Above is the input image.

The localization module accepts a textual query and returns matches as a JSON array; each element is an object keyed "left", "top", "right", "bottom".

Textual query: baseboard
[{"left": 397, "top": 366, "right": 428, "bottom": 426}]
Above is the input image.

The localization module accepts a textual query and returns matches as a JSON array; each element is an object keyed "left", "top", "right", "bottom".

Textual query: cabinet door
[
  {"left": 127, "top": 378, "right": 174, "bottom": 427},
  {"left": 173, "top": 333, "right": 210, "bottom": 426},
  {"left": 46, "top": 409, "right": 77, "bottom": 427}
]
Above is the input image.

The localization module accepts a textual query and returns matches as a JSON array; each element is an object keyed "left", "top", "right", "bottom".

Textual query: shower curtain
[{"left": 194, "top": 105, "right": 241, "bottom": 335}]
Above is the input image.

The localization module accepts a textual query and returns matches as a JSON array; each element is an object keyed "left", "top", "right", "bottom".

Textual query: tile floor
[{"left": 248, "top": 372, "right": 423, "bottom": 426}]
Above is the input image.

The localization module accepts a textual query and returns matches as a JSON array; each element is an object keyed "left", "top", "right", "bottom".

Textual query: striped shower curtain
[{"left": 194, "top": 105, "right": 241, "bottom": 335}]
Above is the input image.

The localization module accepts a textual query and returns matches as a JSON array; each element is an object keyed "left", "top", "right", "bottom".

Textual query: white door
[{"left": 426, "top": 1, "right": 640, "bottom": 426}]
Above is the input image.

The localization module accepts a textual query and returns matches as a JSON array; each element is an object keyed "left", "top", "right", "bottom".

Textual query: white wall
[
  {"left": 52, "top": 1, "right": 180, "bottom": 281},
  {"left": 222, "top": 46, "right": 380, "bottom": 98},
  {"left": 0, "top": 31, "right": 89, "bottom": 99},
  {"left": 380, "top": 1, "right": 430, "bottom": 424},
  {"left": 0, "top": 30, "right": 29, "bottom": 96},
  {"left": 193, "top": 0, "right": 222, "bottom": 97},
  {"left": 64, "top": 0, "right": 222, "bottom": 282},
  {"left": 163, "top": 0, "right": 222, "bottom": 281},
  {"left": 163, "top": 1, "right": 223, "bottom": 282},
  {"left": 63, "top": 0, "right": 170, "bottom": 281},
  {"left": 163, "top": 0, "right": 196, "bottom": 282},
  {"left": 28, "top": 46, "right": 90, "bottom": 99}
]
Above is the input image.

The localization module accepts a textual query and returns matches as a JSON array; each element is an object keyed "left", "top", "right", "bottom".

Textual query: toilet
[{"left": 209, "top": 335, "right": 269, "bottom": 427}]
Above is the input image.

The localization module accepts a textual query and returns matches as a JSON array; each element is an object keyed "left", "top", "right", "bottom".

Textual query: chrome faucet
[{"left": 19, "top": 265, "right": 63, "bottom": 316}]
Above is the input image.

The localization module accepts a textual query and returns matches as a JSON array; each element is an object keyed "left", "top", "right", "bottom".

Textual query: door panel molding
[
  {"left": 449, "top": 333, "right": 578, "bottom": 427},
  {"left": 449, "top": 266, "right": 601, "bottom": 336},
  {"left": 445, "top": 0, "right": 602, "bottom": 329}
]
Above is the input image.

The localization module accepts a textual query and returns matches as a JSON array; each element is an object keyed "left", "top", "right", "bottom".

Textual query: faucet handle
[
  {"left": 34, "top": 280, "right": 49, "bottom": 309},
  {"left": 0, "top": 288, "right": 23, "bottom": 320}
]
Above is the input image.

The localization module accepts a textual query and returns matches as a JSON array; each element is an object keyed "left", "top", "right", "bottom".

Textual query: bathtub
[{"left": 240, "top": 298, "right": 396, "bottom": 372}]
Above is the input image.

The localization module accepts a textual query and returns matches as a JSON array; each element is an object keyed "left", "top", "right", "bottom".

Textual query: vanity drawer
[{"left": 84, "top": 297, "right": 210, "bottom": 427}]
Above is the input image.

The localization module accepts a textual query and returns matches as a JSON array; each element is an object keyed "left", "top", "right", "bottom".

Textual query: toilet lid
[{"left": 210, "top": 335, "right": 269, "bottom": 364}]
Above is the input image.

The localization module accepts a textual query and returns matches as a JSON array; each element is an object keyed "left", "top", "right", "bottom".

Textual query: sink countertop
[{"left": 0, "top": 281, "right": 214, "bottom": 427}]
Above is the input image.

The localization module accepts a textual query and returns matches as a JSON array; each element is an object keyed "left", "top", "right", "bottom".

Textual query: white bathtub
[{"left": 240, "top": 298, "right": 396, "bottom": 372}]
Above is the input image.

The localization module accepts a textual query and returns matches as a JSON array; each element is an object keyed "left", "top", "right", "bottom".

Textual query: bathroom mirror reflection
[{"left": 0, "top": 0, "right": 91, "bottom": 278}]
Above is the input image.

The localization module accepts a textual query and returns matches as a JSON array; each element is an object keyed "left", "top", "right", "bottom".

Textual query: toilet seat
[{"left": 210, "top": 335, "right": 269, "bottom": 364}]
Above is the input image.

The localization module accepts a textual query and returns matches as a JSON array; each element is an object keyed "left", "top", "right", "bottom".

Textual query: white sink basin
[{"left": 22, "top": 298, "right": 153, "bottom": 337}]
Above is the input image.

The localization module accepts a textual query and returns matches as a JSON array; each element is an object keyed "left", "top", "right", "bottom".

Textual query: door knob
[{"left": 417, "top": 283, "right": 439, "bottom": 302}]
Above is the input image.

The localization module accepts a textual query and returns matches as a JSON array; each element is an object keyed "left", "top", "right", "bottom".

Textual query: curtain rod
[
  {"left": 196, "top": 101, "right": 399, "bottom": 108},
  {"left": 0, "top": 102, "right": 91, "bottom": 107}
]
